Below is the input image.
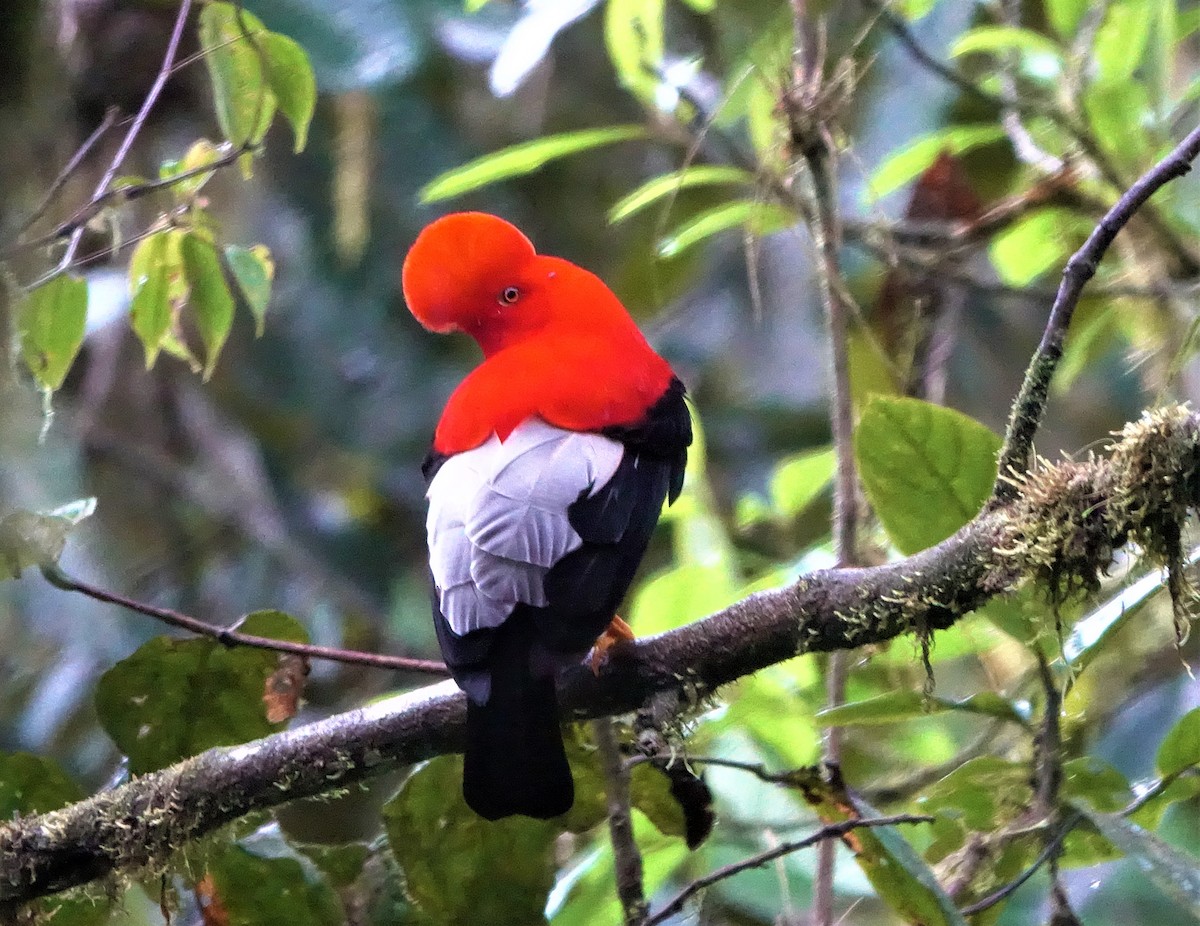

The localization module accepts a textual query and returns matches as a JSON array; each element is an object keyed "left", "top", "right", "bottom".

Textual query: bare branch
[
  {"left": 593, "top": 718, "right": 647, "bottom": 926},
  {"left": 644, "top": 814, "right": 933, "bottom": 926},
  {"left": 41, "top": 565, "right": 448, "bottom": 676},
  {"left": 993, "top": 121, "right": 1200, "bottom": 501},
  {"left": 29, "top": 0, "right": 196, "bottom": 288}
]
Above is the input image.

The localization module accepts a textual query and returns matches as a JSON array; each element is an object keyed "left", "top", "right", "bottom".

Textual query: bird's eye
[{"left": 499, "top": 286, "right": 520, "bottom": 306}]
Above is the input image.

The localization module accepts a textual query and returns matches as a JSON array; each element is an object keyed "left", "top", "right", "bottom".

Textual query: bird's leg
[{"left": 589, "top": 615, "right": 636, "bottom": 675}]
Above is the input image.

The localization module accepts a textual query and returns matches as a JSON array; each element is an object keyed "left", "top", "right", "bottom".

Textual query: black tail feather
[{"left": 462, "top": 618, "right": 573, "bottom": 820}]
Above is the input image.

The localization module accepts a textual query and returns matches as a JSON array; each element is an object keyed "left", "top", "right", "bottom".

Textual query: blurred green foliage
[{"left": 2, "top": 0, "right": 1200, "bottom": 924}]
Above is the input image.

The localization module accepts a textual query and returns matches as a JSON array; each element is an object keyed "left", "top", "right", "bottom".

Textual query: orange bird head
[{"left": 402, "top": 212, "right": 640, "bottom": 358}]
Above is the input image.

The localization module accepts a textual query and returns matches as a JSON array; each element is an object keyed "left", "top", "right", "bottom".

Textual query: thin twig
[
  {"left": 41, "top": 565, "right": 448, "bottom": 675},
  {"left": 992, "top": 120, "right": 1200, "bottom": 501},
  {"left": 593, "top": 718, "right": 647, "bottom": 926},
  {"left": 957, "top": 811, "right": 1080, "bottom": 916},
  {"left": 644, "top": 814, "right": 933, "bottom": 926},
  {"left": 859, "top": 0, "right": 1015, "bottom": 112},
  {"left": 786, "top": 7, "right": 861, "bottom": 923},
  {"left": 34, "top": 0, "right": 194, "bottom": 287},
  {"left": 12, "top": 108, "right": 119, "bottom": 243},
  {"left": 5, "top": 142, "right": 258, "bottom": 264}
]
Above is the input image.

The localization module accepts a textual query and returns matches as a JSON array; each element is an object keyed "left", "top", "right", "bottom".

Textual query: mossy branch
[{"left": 4, "top": 405, "right": 1199, "bottom": 910}]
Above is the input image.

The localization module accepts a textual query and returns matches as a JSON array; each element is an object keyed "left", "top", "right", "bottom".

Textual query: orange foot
[{"left": 588, "top": 615, "right": 636, "bottom": 675}]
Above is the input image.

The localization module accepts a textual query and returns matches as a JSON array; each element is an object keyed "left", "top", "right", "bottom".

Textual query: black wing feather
[{"left": 423, "top": 377, "right": 691, "bottom": 820}]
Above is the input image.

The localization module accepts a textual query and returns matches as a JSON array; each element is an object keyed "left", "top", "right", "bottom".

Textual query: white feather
[{"left": 426, "top": 419, "right": 623, "bottom": 636}]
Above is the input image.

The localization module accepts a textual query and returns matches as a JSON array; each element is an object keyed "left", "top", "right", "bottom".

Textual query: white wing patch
[{"left": 426, "top": 419, "right": 624, "bottom": 635}]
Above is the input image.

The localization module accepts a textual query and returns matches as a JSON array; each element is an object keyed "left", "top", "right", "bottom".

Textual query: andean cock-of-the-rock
[{"left": 402, "top": 212, "right": 691, "bottom": 820}]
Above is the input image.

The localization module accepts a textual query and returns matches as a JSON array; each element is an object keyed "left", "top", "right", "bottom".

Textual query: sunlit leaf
[
  {"left": 383, "top": 757, "right": 558, "bottom": 925},
  {"left": 657, "top": 199, "right": 795, "bottom": 257},
  {"left": 550, "top": 812, "right": 689, "bottom": 925},
  {"left": 128, "top": 230, "right": 175, "bottom": 367},
  {"left": 769, "top": 446, "right": 836, "bottom": 520},
  {"left": 199, "top": 2, "right": 278, "bottom": 168},
  {"left": 420, "top": 126, "right": 647, "bottom": 202},
  {"left": 1093, "top": 0, "right": 1154, "bottom": 84},
  {"left": 18, "top": 273, "right": 87, "bottom": 390},
  {"left": 990, "top": 207, "right": 1088, "bottom": 287},
  {"left": 950, "top": 25, "right": 1063, "bottom": 63},
  {"left": 261, "top": 31, "right": 318, "bottom": 153},
  {"left": 225, "top": 244, "right": 274, "bottom": 336},
  {"left": 1046, "top": 0, "right": 1088, "bottom": 37},
  {"left": 816, "top": 691, "right": 1028, "bottom": 727},
  {"left": 0, "top": 498, "right": 96, "bottom": 579},
  {"left": 95, "top": 610, "right": 308, "bottom": 773},
  {"left": 1158, "top": 709, "right": 1200, "bottom": 778},
  {"left": 869, "top": 125, "right": 1007, "bottom": 198},
  {"left": 166, "top": 138, "right": 222, "bottom": 200},
  {"left": 181, "top": 232, "right": 236, "bottom": 379},
  {"left": 854, "top": 397, "right": 1001, "bottom": 554},
  {"left": 605, "top": 0, "right": 664, "bottom": 104},
  {"left": 608, "top": 165, "right": 753, "bottom": 223}
]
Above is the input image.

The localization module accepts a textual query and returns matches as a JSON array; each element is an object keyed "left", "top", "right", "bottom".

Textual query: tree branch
[
  {"left": 993, "top": 120, "right": 1200, "bottom": 501},
  {"left": 593, "top": 718, "right": 647, "bottom": 926},
  {"left": 5, "top": 399, "right": 1199, "bottom": 908},
  {"left": 644, "top": 814, "right": 934, "bottom": 926},
  {"left": 40, "top": 565, "right": 447, "bottom": 676},
  {"left": 24, "top": 0, "right": 195, "bottom": 289}
]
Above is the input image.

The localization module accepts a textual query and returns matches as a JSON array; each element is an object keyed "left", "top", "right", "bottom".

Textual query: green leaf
[
  {"left": 128, "top": 230, "right": 176, "bottom": 367},
  {"left": 95, "top": 610, "right": 308, "bottom": 773},
  {"left": 769, "top": 446, "right": 836, "bottom": 519},
  {"left": 1158, "top": 708, "right": 1200, "bottom": 778},
  {"left": 816, "top": 691, "right": 1028, "bottom": 727},
  {"left": 1061, "top": 756, "right": 1132, "bottom": 812},
  {"left": 950, "top": 25, "right": 1064, "bottom": 63},
  {"left": 1080, "top": 809, "right": 1200, "bottom": 916},
  {"left": 19, "top": 273, "right": 87, "bottom": 390},
  {"left": 0, "top": 752, "right": 84, "bottom": 818},
  {"left": 850, "top": 797, "right": 971, "bottom": 926},
  {"left": 550, "top": 812, "right": 689, "bottom": 925},
  {"left": 629, "top": 762, "right": 687, "bottom": 840},
  {"left": 893, "top": 0, "right": 939, "bottom": 18},
  {"left": 990, "top": 207, "right": 1082, "bottom": 286},
  {"left": 869, "top": 125, "right": 1007, "bottom": 198},
  {"left": 1046, "top": 0, "right": 1089, "bottom": 37},
  {"left": 608, "top": 165, "right": 753, "bottom": 224},
  {"left": 604, "top": 0, "right": 664, "bottom": 104},
  {"left": 383, "top": 757, "right": 558, "bottom": 925},
  {"left": 261, "top": 31, "right": 318, "bottom": 153},
  {"left": 1093, "top": 0, "right": 1154, "bottom": 84},
  {"left": 420, "top": 126, "right": 647, "bottom": 202},
  {"left": 853, "top": 396, "right": 1001, "bottom": 554},
  {"left": 920, "top": 758, "right": 1032, "bottom": 860},
  {"left": 199, "top": 2, "right": 277, "bottom": 161},
  {"left": 225, "top": 244, "right": 274, "bottom": 336},
  {"left": 164, "top": 138, "right": 222, "bottom": 200},
  {"left": 208, "top": 844, "right": 342, "bottom": 926},
  {"left": 181, "top": 233, "right": 236, "bottom": 379},
  {"left": 678, "top": 0, "right": 714, "bottom": 9},
  {"left": 657, "top": 199, "right": 795, "bottom": 257},
  {"left": 1060, "top": 558, "right": 1183, "bottom": 673},
  {"left": 292, "top": 842, "right": 370, "bottom": 889},
  {"left": 0, "top": 498, "right": 96, "bottom": 578}
]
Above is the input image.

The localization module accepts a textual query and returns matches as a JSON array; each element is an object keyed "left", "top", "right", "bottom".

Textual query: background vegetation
[{"left": 3, "top": 0, "right": 1200, "bottom": 923}]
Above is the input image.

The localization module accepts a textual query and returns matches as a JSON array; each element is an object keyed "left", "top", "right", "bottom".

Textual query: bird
[{"left": 402, "top": 212, "right": 691, "bottom": 820}]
